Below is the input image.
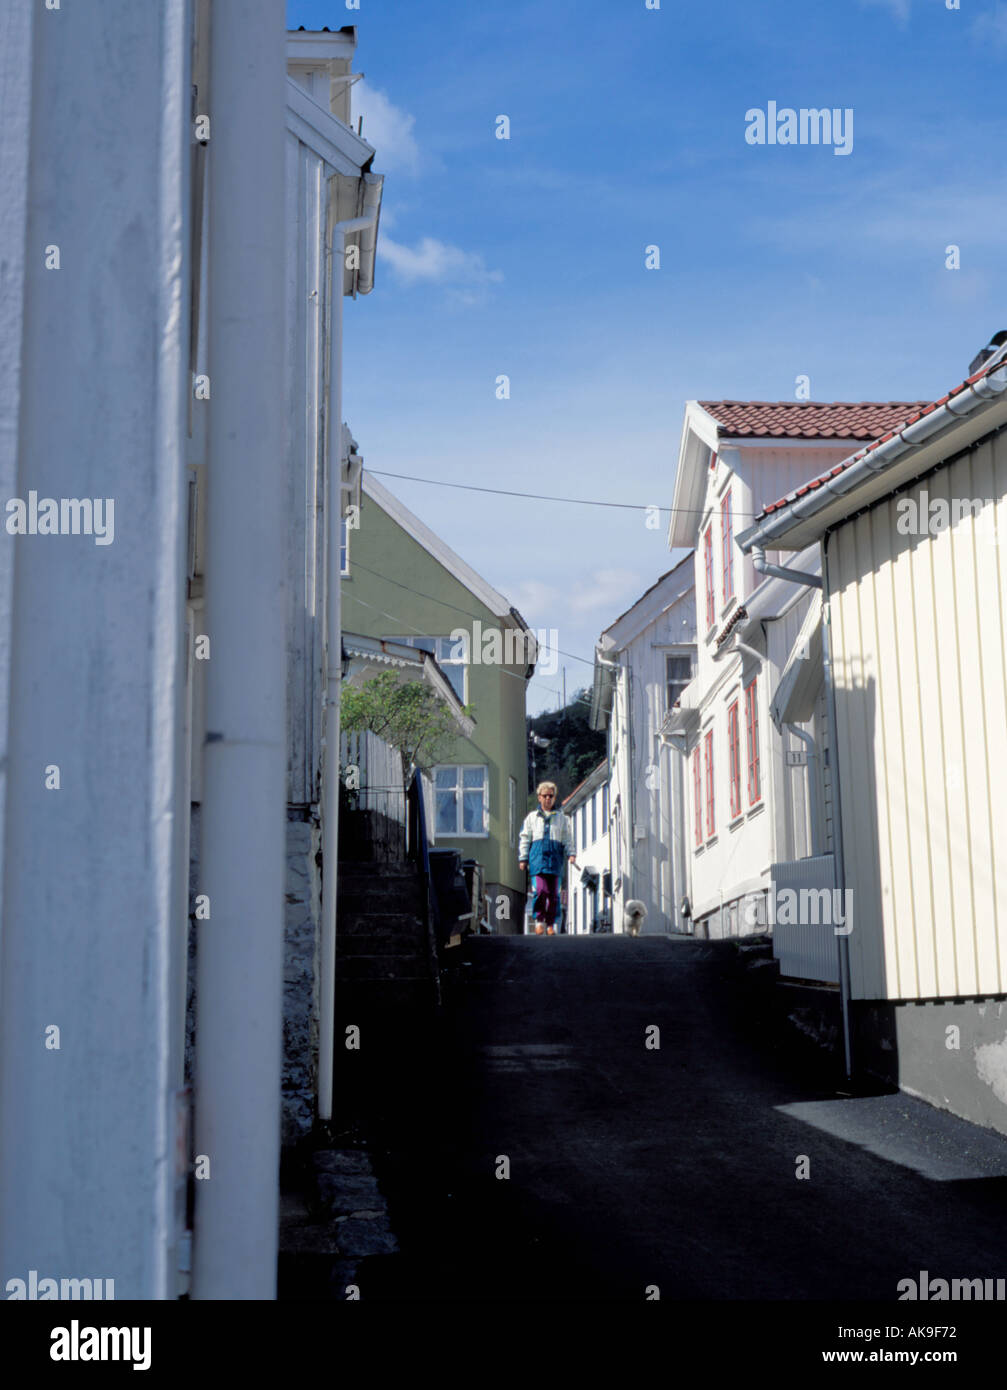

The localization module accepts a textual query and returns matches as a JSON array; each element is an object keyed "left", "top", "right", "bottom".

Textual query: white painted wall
[
  {"left": 0, "top": 0, "right": 194, "bottom": 1298},
  {"left": 567, "top": 780, "right": 611, "bottom": 933},
  {"left": 679, "top": 444, "right": 829, "bottom": 936},
  {"left": 601, "top": 570, "right": 697, "bottom": 933}
]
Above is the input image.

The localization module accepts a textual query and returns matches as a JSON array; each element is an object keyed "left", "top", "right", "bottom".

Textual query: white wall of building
[
  {"left": 597, "top": 565, "right": 696, "bottom": 934},
  {"left": 676, "top": 443, "right": 833, "bottom": 938},
  {"left": 0, "top": 0, "right": 195, "bottom": 1298},
  {"left": 567, "top": 777, "right": 611, "bottom": 934}
]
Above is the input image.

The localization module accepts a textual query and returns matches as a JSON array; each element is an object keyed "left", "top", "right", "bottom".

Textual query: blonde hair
[{"left": 537, "top": 781, "right": 558, "bottom": 796}]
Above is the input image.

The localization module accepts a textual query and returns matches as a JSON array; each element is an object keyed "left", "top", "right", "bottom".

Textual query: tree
[
  {"left": 341, "top": 671, "right": 462, "bottom": 793},
  {"left": 526, "top": 687, "right": 606, "bottom": 807}
]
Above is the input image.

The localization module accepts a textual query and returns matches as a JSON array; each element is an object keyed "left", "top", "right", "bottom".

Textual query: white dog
[{"left": 624, "top": 900, "right": 647, "bottom": 937}]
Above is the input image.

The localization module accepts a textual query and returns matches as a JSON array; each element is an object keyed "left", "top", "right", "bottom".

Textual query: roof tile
[
  {"left": 698, "top": 400, "right": 928, "bottom": 440},
  {"left": 753, "top": 351, "right": 1007, "bottom": 520}
]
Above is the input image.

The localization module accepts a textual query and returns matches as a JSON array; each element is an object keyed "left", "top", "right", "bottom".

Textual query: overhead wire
[{"left": 368, "top": 468, "right": 765, "bottom": 518}]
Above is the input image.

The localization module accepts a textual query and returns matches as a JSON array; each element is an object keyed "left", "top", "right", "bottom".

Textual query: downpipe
[{"left": 317, "top": 199, "right": 381, "bottom": 1125}]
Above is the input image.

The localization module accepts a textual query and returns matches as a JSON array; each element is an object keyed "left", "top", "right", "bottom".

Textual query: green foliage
[
  {"left": 526, "top": 688, "right": 606, "bottom": 808},
  {"left": 341, "top": 671, "right": 461, "bottom": 786}
]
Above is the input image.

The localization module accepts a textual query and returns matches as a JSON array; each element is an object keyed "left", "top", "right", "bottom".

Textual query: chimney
[{"left": 968, "top": 329, "right": 1007, "bottom": 377}]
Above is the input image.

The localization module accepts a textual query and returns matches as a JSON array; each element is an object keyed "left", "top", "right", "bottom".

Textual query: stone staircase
[{"left": 335, "top": 861, "right": 440, "bottom": 1024}]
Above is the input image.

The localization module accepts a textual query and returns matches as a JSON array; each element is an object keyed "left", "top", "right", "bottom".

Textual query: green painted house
[{"left": 341, "top": 471, "right": 536, "bottom": 931}]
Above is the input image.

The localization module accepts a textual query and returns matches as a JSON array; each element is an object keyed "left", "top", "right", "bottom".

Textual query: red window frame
[
  {"left": 693, "top": 747, "right": 702, "bottom": 847},
  {"left": 727, "top": 700, "right": 741, "bottom": 819},
  {"left": 745, "top": 677, "right": 761, "bottom": 805},
  {"left": 703, "top": 525, "right": 714, "bottom": 630},
  {"left": 704, "top": 728, "right": 715, "bottom": 838},
  {"left": 721, "top": 490, "right": 734, "bottom": 603}
]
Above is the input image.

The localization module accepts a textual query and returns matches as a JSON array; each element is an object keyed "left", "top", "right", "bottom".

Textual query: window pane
[
  {"left": 462, "top": 790, "right": 484, "bottom": 832},
  {"left": 435, "top": 766, "right": 456, "bottom": 789},
  {"left": 445, "top": 664, "right": 465, "bottom": 700},
  {"left": 462, "top": 767, "right": 484, "bottom": 788},
  {"left": 439, "top": 635, "right": 466, "bottom": 663},
  {"left": 435, "top": 791, "right": 456, "bottom": 834}
]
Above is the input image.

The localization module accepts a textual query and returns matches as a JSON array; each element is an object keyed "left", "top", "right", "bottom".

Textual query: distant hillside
[{"left": 526, "top": 688, "right": 606, "bottom": 809}]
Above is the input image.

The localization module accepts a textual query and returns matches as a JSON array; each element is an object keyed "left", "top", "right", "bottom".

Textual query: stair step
[
  {"left": 338, "top": 911, "right": 425, "bottom": 936},
  {"left": 336, "top": 980, "right": 437, "bottom": 1009},
  {"left": 338, "top": 956, "right": 434, "bottom": 982}
]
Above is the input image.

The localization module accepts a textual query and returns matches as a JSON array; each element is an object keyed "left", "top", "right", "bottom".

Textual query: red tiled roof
[
  {"left": 699, "top": 401, "right": 928, "bottom": 440},
  {"left": 757, "top": 353, "right": 1007, "bottom": 519},
  {"left": 715, "top": 605, "right": 749, "bottom": 648}
]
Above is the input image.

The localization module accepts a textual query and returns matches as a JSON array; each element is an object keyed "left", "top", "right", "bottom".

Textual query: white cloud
[
  {"left": 352, "top": 82, "right": 421, "bottom": 174},
  {"left": 378, "top": 235, "right": 504, "bottom": 301},
  {"left": 859, "top": 0, "right": 911, "bottom": 21},
  {"left": 568, "top": 569, "right": 643, "bottom": 616}
]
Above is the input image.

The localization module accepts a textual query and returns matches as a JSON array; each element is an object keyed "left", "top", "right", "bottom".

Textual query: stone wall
[{"left": 282, "top": 810, "right": 322, "bottom": 1145}]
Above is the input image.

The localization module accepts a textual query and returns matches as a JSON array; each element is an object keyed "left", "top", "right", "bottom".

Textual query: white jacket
[{"left": 518, "top": 808, "right": 574, "bottom": 863}]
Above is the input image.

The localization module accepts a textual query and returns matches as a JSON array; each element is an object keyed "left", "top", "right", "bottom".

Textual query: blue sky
[{"left": 288, "top": 0, "right": 1007, "bottom": 714}]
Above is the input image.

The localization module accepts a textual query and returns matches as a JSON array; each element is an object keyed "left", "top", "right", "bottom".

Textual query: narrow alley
[{"left": 342, "top": 934, "right": 1007, "bottom": 1303}]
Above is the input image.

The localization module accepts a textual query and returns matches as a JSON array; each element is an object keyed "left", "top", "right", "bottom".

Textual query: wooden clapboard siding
[{"left": 828, "top": 433, "right": 1007, "bottom": 999}]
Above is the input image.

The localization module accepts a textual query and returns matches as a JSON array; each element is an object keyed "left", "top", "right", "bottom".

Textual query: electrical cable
[{"left": 368, "top": 469, "right": 764, "bottom": 519}]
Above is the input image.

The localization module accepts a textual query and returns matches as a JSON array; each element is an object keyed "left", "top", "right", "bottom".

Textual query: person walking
[{"left": 518, "top": 781, "right": 577, "bottom": 935}]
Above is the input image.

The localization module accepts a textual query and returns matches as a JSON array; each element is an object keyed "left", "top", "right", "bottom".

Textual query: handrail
[{"left": 407, "top": 769, "right": 442, "bottom": 1004}]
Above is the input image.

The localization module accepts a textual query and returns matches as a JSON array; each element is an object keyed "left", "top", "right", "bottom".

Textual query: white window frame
[
  {"left": 433, "top": 763, "right": 489, "bottom": 838},
  {"left": 340, "top": 514, "right": 350, "bottom": 576}
]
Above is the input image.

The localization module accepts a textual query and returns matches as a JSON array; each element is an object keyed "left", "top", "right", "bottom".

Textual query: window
[
  {"left": 745, "top": 678, "right": 761, "bottom": 805},
  {"left": 666, "top": 654, "right": 692, "bottom": 712},
  {"left": 581, "top": 803, "right": 587, "bottom": 847},
  {"left": 703, "top": 525, "right": 715, "bottom": 630},
  {"left": 721, "top": 490, "right": 734, "bottom": 603},
  {"left": 704, "top": 728, "right": 715, "bottom": 838},
  {"left": 508, "top": 776, "right": 517, "bottom": 849},
  {"left": 602, "top": 781, "right": 609, "bottom": 825},
  {"left": 727, "top": 701, "right": 741, "bottom": 819},
  {"left": 340, "top": 515, "right": 350, "bottom": 576},
  {"left": 386, "top": 636, "right": 466, "bottom": 701},
  {"left": 434, "top": 765, "right": 488, "bottom": 836},
  {"left": 590, "top": 791, "right": 597, "bottom": 843},
  {"left": 693, "top": 747, "right": 703, "bottom": 847}
]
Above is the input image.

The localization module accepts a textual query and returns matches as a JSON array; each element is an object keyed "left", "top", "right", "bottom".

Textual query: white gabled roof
[
  {"left": 362, "top": 471, "right": 520, "bottom": 623},
  {"left": 600, "top": 553, "right": 695, "bottom": 651},
  {"left": 668, "top": 402, "right": 721, "bottom": 551}
]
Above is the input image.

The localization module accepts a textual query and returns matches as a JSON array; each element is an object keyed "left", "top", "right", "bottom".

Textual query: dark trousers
[{"left": 533, "top": 874, "right": 560, "bottom": 927}]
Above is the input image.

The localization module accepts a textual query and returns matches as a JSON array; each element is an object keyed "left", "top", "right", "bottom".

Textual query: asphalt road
[{"left": 356, "top": 934, "right": 1007, "bottom": 1302}]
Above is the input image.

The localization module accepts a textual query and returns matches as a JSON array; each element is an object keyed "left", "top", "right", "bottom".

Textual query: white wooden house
[
  {"left": 663, "top": 400, "right": 926, "bottom": 942},
  {"left": 737, "top": 335, "right": 1007, "bottom": 1136},
  {"left": 563, "top": 760, "right": 612, "bottom": 934},
  {"left": 590, "top": 558, "right": 697, "bottom": 934}
]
